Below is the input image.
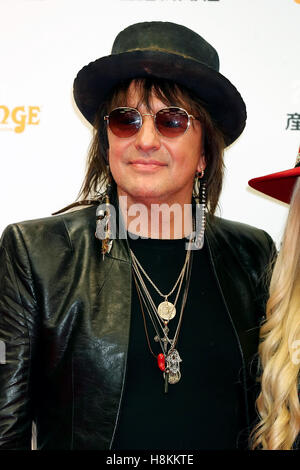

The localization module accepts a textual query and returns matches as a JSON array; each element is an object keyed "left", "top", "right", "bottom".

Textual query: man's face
[{"left": 107, "top": 82, "right": 205, "bottom": 206}]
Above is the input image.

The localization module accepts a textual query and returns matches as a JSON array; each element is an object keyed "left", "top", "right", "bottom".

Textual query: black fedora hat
[{"left": 73, "top": 21, "right": 247, "bottom": 147}]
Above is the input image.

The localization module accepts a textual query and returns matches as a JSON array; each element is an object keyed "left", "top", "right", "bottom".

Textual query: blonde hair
[{"left": 252, "top": 178, "right": 300, "bottom": 450}]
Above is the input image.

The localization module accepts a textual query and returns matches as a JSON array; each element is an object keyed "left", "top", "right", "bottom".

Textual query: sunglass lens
[
  {"left": 156, "top": 108, "right": 189, "bottom": 137},
  {"left": 108, "top": 108, "right": 141, "bottom": 137}
]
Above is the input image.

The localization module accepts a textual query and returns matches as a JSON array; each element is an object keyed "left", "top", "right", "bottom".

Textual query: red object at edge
[{"left": 157, "top": 353, "right": 165, "bottom": 371}]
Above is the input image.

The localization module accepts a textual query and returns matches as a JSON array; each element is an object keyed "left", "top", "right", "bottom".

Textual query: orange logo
[
  {"left": 294, "top": 0, "right": 300, "bottom": 4},
  {"left": 0, "top": 105, "right": 40, "bottom": 133}
]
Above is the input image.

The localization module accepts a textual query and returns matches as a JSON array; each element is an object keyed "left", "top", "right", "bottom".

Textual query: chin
[
  {"left": 131, "top": 187, "right": 162, "bottom": 200},
  {"left": 121, "top": 183, "right": 166, "bottom": 202}
]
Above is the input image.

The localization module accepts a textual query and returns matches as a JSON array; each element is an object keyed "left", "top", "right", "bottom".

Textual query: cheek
[
  {"left": 107, "top": 138, "right": 125, "bottom": 164},
  {"left": 107, "top": 139, "right": 134, "bottom": 184},
  {"left": 167, "top": 139, "right": 201, "bottom": 171},
  {"left": 108, "top": 148, "right": 122, "bottom": 176},
  {"left": 107, "top": 130, "right": 135, "bottom": 160}
]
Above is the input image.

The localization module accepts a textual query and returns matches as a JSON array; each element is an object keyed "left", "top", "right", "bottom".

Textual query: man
[{"left": 0, "top": 22, "right": 274, "bottom": 450}]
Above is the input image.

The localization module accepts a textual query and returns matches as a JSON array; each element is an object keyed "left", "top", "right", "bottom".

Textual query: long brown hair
[{"left": 78, "top": 78, "right": 225, "bottom": 215}]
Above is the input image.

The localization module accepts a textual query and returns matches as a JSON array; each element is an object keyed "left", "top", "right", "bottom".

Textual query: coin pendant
[
  {"left": 168, "top": 371, "right": 181, "bottom": 384},
  {"left": 157, "top": 301, "right": 176, "bottom": 320}
]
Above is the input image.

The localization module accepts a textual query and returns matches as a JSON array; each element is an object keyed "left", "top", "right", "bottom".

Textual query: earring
[
  {"left": 196, "top": 168, "right": 205, "bottom": 179},
  {"left": 95, "top": 182, "right": 113, "bottom": 259},
  {"left": 193, "top": 168, "right": 205, "bottom": 203},
  {"left": 192, "top": 169, "right": 206, "bottom": 250}
]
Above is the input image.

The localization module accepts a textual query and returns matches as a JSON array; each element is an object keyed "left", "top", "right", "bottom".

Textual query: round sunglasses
[{"left": 104, "top": 106, "right": 199, "bottom": 138}]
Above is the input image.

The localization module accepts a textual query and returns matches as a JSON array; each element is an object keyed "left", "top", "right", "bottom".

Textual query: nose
[{"left": 134, "top": 114, "right": 161, "bottom": 154}]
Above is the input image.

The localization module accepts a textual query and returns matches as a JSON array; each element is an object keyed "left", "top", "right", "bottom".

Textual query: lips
[
  {"left": 128, "top": 160, "right": 167, "bottom": 173},
  {"left": 129, "top": 160, "right": 167, "bottom": 166}
]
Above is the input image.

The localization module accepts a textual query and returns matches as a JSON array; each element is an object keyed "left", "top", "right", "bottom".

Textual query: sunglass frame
[{"left": 104, "top": 106, "right": 198, "bottom": 138}]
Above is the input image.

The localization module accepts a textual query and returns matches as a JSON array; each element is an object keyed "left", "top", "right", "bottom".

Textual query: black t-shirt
[{"left": 112, "top": 235, "right": 246, "bottom": 450}]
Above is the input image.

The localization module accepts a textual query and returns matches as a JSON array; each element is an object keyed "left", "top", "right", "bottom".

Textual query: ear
[{"left": 197, "top": 153, "right": 206, "bottom": 173}]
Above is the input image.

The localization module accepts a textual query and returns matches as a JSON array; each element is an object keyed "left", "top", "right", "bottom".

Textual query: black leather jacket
[{"left": 0, "top": 205, "right": 275, "bottom": 450}]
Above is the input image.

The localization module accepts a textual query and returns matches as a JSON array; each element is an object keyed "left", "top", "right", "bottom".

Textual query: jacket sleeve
[{"left": 0, "top": 224, "right": 38, "bottom": 450}]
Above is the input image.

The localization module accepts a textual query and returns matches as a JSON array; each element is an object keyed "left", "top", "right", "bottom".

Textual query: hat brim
[
  {"left": 73, "top": 50, "right": 246, "bottom": 147},
  {"left": 248, "top": 167, "right": 300, "bottom": 204}
]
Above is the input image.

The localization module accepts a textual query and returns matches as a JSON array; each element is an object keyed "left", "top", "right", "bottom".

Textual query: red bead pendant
[{"left": 157, "top": 353, "right": 165, "bottom": 371}]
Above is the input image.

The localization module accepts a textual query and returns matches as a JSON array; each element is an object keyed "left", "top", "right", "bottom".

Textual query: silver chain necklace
[
  {"left": 130, "top": 247, "right": 190, "bottom": 321},
  {"left": 131, "top": 233, "right": 194, "bottom": 392}
]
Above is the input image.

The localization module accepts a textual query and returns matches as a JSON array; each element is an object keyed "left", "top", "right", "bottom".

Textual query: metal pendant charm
[
  {"left": 166, "top": 349, "right": 182, "bottom": 384},
  {"left": 168, "top": 371, "right": 181, "bottom": 384},
  {"left": 95, "top": 197, "right": 113, "bottom": 258},
  {"left": 157, "top": 301, "right": 176, "bottom": 321}
]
